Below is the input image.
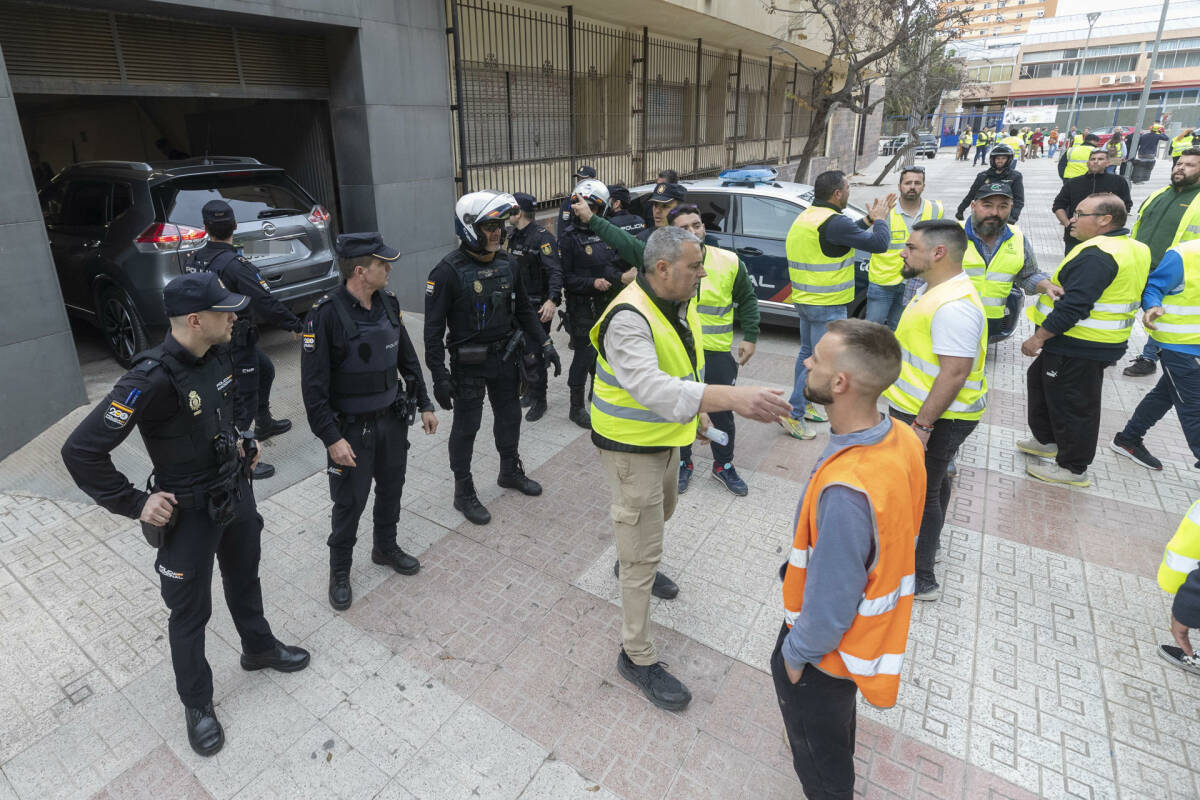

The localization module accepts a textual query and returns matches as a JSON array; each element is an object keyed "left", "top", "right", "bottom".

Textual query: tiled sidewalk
[{"left": 2, "top": 151, "right": 1199, "bottom": 799}]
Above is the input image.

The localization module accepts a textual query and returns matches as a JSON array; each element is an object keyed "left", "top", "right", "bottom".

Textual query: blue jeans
[
  {"left": 1122, "top": 347, "right": 1200, "bottom": 463},
  {"left": 1140, "top": 339, "right": 1160, "bottom": 362},
  {"left": 864, "top": 282, "right": 905, "bottom": 330},
  {"left": 789, "top": 303, "right": 847, "bottom": 418},
  {"left": 1048, "top": 143, "right": 1058, "bottom": 158}
]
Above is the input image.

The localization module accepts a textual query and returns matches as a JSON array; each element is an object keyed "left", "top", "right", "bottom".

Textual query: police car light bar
[{"left": 718, "top": 166, "right": 780, "bottom": 187}]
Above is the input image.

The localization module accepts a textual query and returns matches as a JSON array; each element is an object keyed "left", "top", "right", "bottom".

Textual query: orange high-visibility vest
[{"left": 781, "top": 420, "right": 926, "bottom": 708}]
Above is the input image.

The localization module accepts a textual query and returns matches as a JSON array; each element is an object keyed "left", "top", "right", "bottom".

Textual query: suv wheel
[{"left": 98, "top": 287, "right": 148, "bottom": 368}]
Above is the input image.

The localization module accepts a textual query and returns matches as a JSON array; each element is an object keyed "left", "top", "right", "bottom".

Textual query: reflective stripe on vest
[
  {"left": 869, "top": 200, "right": 944, "bottom": 286},
  {"left": 884, "top": 276, "right": 988, "bottom": 421},
  {"left": 696, "top": 246, "right": 741, "bottom": 351},
  {"left": 781, "top": 420, "right": 926, "bottom": 708},
  {"left": 1132, "top": 186, "right": 1200, "bottom": 249},
  {"left": 960, "top": 223, "right": 1026, "bottom": 320},
  {"left": 786, "top": 206, "right": 854, "bottom": 306},
  {"left": 1026, "top": 236, "right": 1151, "bottom": 344},
  {"left": 1063, "top": 145, "right": 1094, "bottom": 179},
  {"left": 1172, "top": 136, "right": 1195, "bottom": 157},
  {"left": 1152, "top": 241, "right": 1200, "bottom": 345},
  {"left": 588, "top": 281, "right": 705, "bottom": 447},
  {"left": 1158, "top": 499, "right": 1200, "bottom": 594}
]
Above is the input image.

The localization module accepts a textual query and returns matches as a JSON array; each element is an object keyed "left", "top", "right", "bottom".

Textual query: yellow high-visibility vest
[
  {"left": 695, "top": 245, "right": 740, "bottom": 351},
  {"left": 1150, "top": 240, "right": 1200, "bottom": 346},
  {"left": 786, "top": 206, "right": 854, "bottom": 306},
  {"left": 1132, "top": 186, "right": 1200, "bottom": 248},
  {"left": 961, "top": 223, "right": 1025, "bottom": 320},
  {"left": 868, "top": 200, "right": 945, "bottom": 287},
  {"left": 1159, "top": 499, "right": 1200, "bottom": 594},
  {"left": 1027, "top": 236, "right": 1150, "bottom": 344},
  {"left": 1063, "top": 145, "right": 1094, "bottom": 179}
]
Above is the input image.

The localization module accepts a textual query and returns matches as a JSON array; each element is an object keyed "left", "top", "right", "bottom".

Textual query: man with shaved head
[{"left": 774, "top": 318, "right": 925, "bottom": 797}]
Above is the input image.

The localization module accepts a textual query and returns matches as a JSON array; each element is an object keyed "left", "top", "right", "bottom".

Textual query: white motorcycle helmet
[
  {"left": 454, "top": 190, "right": 520, "bottom": 251},
  {"left": 571, "top": 179, "right": 610, "bottom": 217}
]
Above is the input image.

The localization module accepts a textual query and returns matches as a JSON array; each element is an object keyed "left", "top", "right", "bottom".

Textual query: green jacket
[
  {"left": 1135, "top": 182, "right": 1200, "bottom": 266},
  {"left": 587, "top": 215, "right": 761, "bottom": 343}
]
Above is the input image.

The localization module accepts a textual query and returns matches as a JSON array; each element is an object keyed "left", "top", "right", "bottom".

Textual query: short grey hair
[{"left": 643, "top": 226, "right": 701, "bottom": 271}]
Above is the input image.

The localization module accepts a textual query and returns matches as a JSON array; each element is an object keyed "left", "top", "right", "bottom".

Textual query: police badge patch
[
  {"left": 103, "top": 400, "right": 134, "bottom": 429},
  {"left": 188, "top": 390, "right": 202, "bottom": 415},
  {"left": 540, "top": 242, "right": 552, "bottom": 256},
  {"left": 426, "top": 280, "right": 436, "bottom": 295},
  {"left": 303, "top": 332, "right": 316, "bottom": 352}
]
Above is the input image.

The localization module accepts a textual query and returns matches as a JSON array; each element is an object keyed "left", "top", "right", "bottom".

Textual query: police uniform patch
[
  {"left": 426, "top": 280, "right": 436, "bottom": 295},
  {"left": 654, "top": 184, "right": 666, "bottom": 195},
  {"left": 303, "top": 332, "right": 316, "bottom": 352},
  {"left": 188, "top": 390, "right": 202, "bottom": 415},
  {"left": 540, "top": 242, "right": 552, "bottom": 256},
  {"left": 103, "top": 400, "right": 134, "bottom": 430},
  {"left": 216, "top": 374, "right": 233, "bottom": 392},
  {"left": 585, "top": 245, "right": 593, "bottom": 255}
]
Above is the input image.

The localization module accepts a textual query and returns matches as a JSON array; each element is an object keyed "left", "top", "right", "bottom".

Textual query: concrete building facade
[{"left": 941, "top": 0, "right": 1059, "bottom": 40}]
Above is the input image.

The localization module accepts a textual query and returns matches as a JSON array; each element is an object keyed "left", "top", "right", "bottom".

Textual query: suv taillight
[
  {"left": 135, "top": 223, "right": 208, "bottom": 253},
  {"left": 307, "top": 205, "right": 330, "bottom": 227}
]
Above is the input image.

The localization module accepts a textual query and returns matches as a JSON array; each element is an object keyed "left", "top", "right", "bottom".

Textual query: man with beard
[
  {"left": 955, "top": 143, "right": 1024, "bottom": 223},
  {"left": 867, "top": 167, "right": 944, "bottom": 330},
  {"left": 773, "top": 318, "right": 925, "bottom": 799},
  {"left": 1122, "top": 149, "right": 1200, "bottom": 377},
  {"left": 884, "top": 220, "right": 988, "bottom": 601},
  {"left": 1053, "top": 149, "right": 1133, "bottom": 255},
  {"left": 960, "top": 183, "right": 1058, "bottom": 340}
]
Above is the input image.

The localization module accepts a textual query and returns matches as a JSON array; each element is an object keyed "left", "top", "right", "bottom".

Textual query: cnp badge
[
  {"left": 654, "top": 184, "right": 666, "bottom": 195},
  {"left": 585, "top": 245, "right": 593, "bottom": 256},
  {"left": 540, "top": 242, "right": 552, "bottom": 256},
  {"left": 302, "top": 332, "right": 315, "bottom": 352},
  {"left": 188, "top": 390, "right": 202, "bottom": 415},
  {"left": 103, "top": 400, "right": 134, "bottom": 430},
  {"left": 473, "top": 280, "right": 484, "bottom": 294}
]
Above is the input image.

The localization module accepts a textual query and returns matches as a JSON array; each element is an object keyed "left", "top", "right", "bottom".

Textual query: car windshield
[{"left": 155, "top": 173, "right": 312, "bottom": 226}]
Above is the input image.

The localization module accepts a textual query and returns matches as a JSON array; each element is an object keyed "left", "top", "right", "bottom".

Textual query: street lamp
[{"left": 1068, "top": 12, "right": 1102, "bottom": 132}]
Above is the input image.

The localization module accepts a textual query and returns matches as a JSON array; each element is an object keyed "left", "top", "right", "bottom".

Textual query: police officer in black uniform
[
  {"left": 638, "top": 182, "right": 687, "bottom": 242},
  {"left": 192, "top": 200, "right": 303, "bottom": 479},
  {"left": 300, "top": 233, "right": 438, "bottom": 611},
  {"left": 607, "top": 185, "right": 647, "bottom": 239},
  {"left": 425, "top": 190, "right": 562, "bottom": 526},
  {"left": 507, "top": 192, "right": 563, "bottom": 422},
  {"left": 61, "top": 272, "right": 309, "bottom": 758},
  {"left": 558, "top": 165, "right": 597, "bottom": 227},
  {"left": 559, "top": 180, "right": 628, "bottom": 428}
]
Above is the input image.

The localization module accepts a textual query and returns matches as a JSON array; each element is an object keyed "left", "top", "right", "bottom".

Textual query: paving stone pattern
[{"left": 1, "top": 150, "right": 1198, "bottom": 798}]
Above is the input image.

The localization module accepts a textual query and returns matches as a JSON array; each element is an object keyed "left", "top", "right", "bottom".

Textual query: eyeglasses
[
  {"left": 1070, "top": 212, "right": 1105, "bottom": 218},
  {"left": 478, "top": 220, "right": 505, "bottom": 232}
]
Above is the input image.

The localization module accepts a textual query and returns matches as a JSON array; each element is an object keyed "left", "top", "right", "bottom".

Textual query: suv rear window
[{"left": 155, "top": 173, "right": 313, "bottom": 226}]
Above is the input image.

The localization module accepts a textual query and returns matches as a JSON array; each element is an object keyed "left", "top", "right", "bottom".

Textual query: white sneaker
[
  {"left": 1016, "top": 437, "right": 1058, "bottom": 458},
  {"left": 1026, "top": 461, "right": 1090, "bottom": 487}
]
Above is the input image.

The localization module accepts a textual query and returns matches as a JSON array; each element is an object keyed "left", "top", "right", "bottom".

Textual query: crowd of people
[{"left": 51, "top": 118, "right": 1200, "bottom": 797}]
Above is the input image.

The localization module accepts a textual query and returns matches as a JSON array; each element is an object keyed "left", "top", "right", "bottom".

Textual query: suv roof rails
[
  {"left": 154, "top": 156, "right": 264, "bottom": 167},
  {"left": 70, "top": 160, "right": 154, "bottom": 172}
]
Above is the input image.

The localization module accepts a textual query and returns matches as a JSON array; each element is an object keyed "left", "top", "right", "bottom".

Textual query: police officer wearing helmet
[
  {"left": 425, "top": 191, "right": 562, "bottom": 525},
  {"left": 301, "top": 233, "right": 438, "bottom": 611},
  {"left": 561, "top": 179, "right": 629, "bottom": 427},
  {"left": 639, "top": 182, "right": 688, "bottom": 242},
  {"left": 61, "top": 272, "right": 310, "bottom": 758},
  {"left": 559, "top": 165, "right": 598, "bottom": 226},
  {"left": 192, "top": 200, "right": 302, "bottom": 480},
  {"left": 507, "top": 192, "right": 563, "bottom": 422},
  {"left": 956, "top": 143, "right": 1025, "bottom": 223}
]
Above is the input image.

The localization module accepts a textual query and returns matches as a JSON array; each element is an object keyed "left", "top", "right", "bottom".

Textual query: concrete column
[
  {"left": 327, "top": 0, "right": 459, "bottom": 310},
  {"left": 0, "top": 45, "right": 86, "bottom": 459}
]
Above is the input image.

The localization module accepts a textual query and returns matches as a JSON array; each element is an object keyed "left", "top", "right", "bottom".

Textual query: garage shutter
[{"left": 0, "top": 0, "right": 328, "bottom": 94}]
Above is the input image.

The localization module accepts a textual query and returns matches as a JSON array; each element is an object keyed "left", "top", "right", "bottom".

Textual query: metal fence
[{"left": 446, "top": 0, "right": 811, "bottom": 206}]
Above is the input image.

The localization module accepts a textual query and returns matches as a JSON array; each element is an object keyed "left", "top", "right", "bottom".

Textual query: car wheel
[{"left": 98, "top": 287, "right": 149, "bottom": 368}]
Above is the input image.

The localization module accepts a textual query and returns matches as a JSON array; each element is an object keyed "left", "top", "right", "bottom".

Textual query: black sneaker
[
  {"left": 1158, "top": 644, "right": 1200, "bottom": 675},
  {"left": 1123, "top": 357, "right": 1157, "bottom": 377},
  {"left": 678, "top": 461, "right": 694, "bottom": 494},
  {"left": 1110, "top": 433, "right": 1163, "bottom": 470},
  {"left": 616, "top": 650, "right": 692, "bottom": 711},
  {"left": 612, "top": 561, "right": 679, "bottom": 599}
]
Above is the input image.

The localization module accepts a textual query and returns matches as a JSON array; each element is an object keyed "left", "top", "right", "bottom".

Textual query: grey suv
[{"left": 39, "top": 157, "right": 338, "bottom": 366}]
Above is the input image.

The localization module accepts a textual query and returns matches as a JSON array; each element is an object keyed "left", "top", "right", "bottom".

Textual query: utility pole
[
  {"left": 1126, "top": 0, "right": 1171, "bottom": 183},
  {"left": 1067, "top": 12, "right": 1101, "bottom": 133}
]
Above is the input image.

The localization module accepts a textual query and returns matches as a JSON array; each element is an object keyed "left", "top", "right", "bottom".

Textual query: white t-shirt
[{"left": 918, "top": 273, "right": 986, "bottom": 358}]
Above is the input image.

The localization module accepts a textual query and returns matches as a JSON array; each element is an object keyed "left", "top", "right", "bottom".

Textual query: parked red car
[{"left": 1090, "top": 125, "right": 1134, "bottom": 146}]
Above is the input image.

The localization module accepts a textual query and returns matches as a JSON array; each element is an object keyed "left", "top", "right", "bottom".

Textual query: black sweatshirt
[
  {"left": 956, "top": 165, "right": 1025, "bottom": 222},
  {"left": 1040, "top": 229, "right": 1131, "bottom": 363}
]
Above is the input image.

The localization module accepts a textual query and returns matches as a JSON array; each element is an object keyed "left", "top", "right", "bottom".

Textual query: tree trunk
[
  {"left": 794, "top": 103, "right": 832, "bottom": 184},
  {"left": 872, "top": 142, "right": 920, "bottom": 185}
]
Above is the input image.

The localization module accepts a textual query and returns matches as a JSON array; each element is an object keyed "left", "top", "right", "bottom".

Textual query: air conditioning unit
[
  {"left": 1153, "top": 71, "right": 1165, "bottom": 81},
  {"left": 1100, "top": 75, "right": 1116, "bottom": 85},
  {"left": 1119, "top": 74, "right": 1137, "bottom": 84}
]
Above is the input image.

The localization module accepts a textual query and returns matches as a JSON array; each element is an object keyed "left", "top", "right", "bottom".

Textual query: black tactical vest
[
  {"left": 563, "top": 228, "right": 619, "bottom": 296},
  {"left": 507, "top": 226, "right": 548, "bottom": 303},
  {"left": 325, "top": 291, "right": 401, "bottom": 415},
  {"left": 194, "top": 244, "right": 253, "bottom": 327},
  {"left": 445, "top": 249, "right": 516, "bottom": 344},
  {"left": 135, "top": 345, "right": 239, "bottom": 486}
]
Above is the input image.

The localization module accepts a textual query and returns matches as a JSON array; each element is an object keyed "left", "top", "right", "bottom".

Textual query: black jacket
[
  {"left": 956, "top": 166, "right": 1025, "bottom": 222},
  {"left": 193, "top": 242, "right": 303, "bottom": 332},
  {"left": 1052, "top": 172, "right": 1132, "bottom": 220},
  {"left": 1040, "top": 229, "right": 1130, "bottom": 363},
  {"left": 1175, "top": 568, "right": 1200, "bottom": 629}
]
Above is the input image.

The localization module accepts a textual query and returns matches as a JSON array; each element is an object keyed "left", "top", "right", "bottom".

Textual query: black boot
[
  {"left": 520, "top": 393, "right": 533, "bottom": 408},
  {"left": 185, "top": 703, "right": 225, "bottom": 756},
  {"left": 568, "top": 385, "right": 590, "bottom": 429},
  {"left": 328, "top": 569, "right": 351, "bottom": 611},
  {"left": 254, "top": 416, "right": 292, "bottom": 440},
  {"left": 498, "top": 457, "right": 542, "bottom": 496},
  {"left": 525, "top": 395, "right": 547, "bottom": 422},
  {"left": 454, "top": 477, "right": 491, "bottom": 525}
]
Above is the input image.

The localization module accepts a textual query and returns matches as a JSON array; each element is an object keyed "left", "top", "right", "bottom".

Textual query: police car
[{"left": 630, "top": 167, "right": 871, "bottom": 325}]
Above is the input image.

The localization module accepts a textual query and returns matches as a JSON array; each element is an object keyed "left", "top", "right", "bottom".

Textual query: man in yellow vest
[
  {"left": 1172, "top": 129, "right": 1196, "bottom": 166},
  {"left": 782, "top": 170, "right": 894, "bottom": 439},
  {"left": 1021, "top": 193, "right": 1151, "bottom": 487},
  {"left": 884, "top": 220, "right": 987, "bottom": 601},
  {"left": 958, "top": 128, "right": 972, "bottom": 161},
  {"left": 961, "top": 182, "right": 1058, "bottom": 340},
  {"left": 1122, "top": 148, "right": 1200, "bottom": 377},
  {"left": 1157, "top": 500, "right": 1200, "bottom": 674},
  {"left": 570, "top": 198, "right": 761, "bottom": 495},
  {"left": 1058, "top": 133, "right": 1099, "bottom": 181},
  {"left": 591, "top": 226, "right": 790, "bottom": 710},
  {"left": 774, "top": 318, "right": 925, "bottom": 796},
  {"left": 972, "top": 129, "right": 992, "bottom": 167},
  {"left": 867, "top": 167, "right": 944, "bottom": 329},
  {"left": 1110, "top": 240, "right": 1200, "bottom": 471}
]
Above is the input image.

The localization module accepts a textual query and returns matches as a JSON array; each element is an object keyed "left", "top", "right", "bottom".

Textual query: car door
[
  {"left": 686, "top": 191, "right": 734, "bottom": 250},
  {"left": 731, "top": 194, "right": 804, "bottom": 308},
  {"left": 49, "top": 180, "right": 111, "bottom": 313}
]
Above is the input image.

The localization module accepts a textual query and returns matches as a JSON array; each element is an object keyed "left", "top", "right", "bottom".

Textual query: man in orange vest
[{"left": 773, "top": 318, "right": 926, "bottom": 797}]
